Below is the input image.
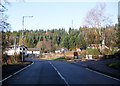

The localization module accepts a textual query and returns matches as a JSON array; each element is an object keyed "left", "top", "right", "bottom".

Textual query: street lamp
[{"left": 22, "top": 16, "right": 33, "bottom": 62}]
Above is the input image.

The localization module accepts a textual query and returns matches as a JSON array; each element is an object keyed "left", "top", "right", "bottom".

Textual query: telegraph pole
[
  {"left": 72, "top": 19, "right": 73, "bottom": 29},
  {"left": 22, "top": 16, "right": 33, "bottom": 62},
  {"left": 22, "top": 16, "right": 24, "bottom": 62}
]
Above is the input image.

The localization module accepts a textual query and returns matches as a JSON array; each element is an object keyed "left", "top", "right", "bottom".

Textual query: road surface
[{"left": 3, "top": 58, "right": 120, "bottom": 85}]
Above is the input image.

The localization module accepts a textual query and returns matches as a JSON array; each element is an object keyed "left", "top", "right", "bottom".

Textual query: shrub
[
  {"left": 78, "top": 52, "right": 86, "bottom": 56},
  {"left": 104, "top": 48, "right": 118, "bottom": 55},
  {"left": 2, "top": 54, "right": 21, "bottom": 64},
  {"left": 111, "top": 48, "right": 118, "bottom": 55},
  {"left": 2, "top": 54, "right": 9, "bottom": 64},
  {"left": 104, "top": 48, "right": 110, "bottom": 55},
  {"left": 87, "top": 48, "right": 100, "bottom": 56}
]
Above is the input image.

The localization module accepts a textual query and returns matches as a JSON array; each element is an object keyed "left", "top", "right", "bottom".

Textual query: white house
[
  {"left": 3, "top": 45, "right": 27, "bottom": 56},
  {"left": 61, "top": 48, "right": 68, "bottom": 53},
  {"left": 27, "top": 48, "right": 41, "bottom": 55},
  {"left": 55, "top": 48, "right": 68, "bottom": 53},
  {"left": 55, "top": 50, "right": 61, "bottom": 53},
  {"left": 86, "top": 55, "right": 93, "bottom": 59},
  {"left": 76, "top": 48, "right": 82, "bottom": 52}
]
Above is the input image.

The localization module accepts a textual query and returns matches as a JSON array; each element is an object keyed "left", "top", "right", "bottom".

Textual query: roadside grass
[
  {"left": 55, "top": 58, "right": 83, "bottom": 61},
  {"left": 40, "top": 56, "right": 59, "bottom": 60},
  {"left": 40, "top": 56, "right": 82, "bottom": 61},
  {"left": 85, "top": 58, "right": 100, "bottom": 61},
  {"left": 72, "top": 59, "right": 82, "bottom": 60},
  {"left": 40, "top": 56, "right": 72, "bottom": 60},
  {"left": 40, "top": 56, "right": 100, "bottom": 61},
  {"left": 2, "top": 61, "right": 22, "bottom": 65},
  {"left": 108, "top": 59, "right": 120, "bottom": 70},
  {"left": 55, "top": 57, "right": 72, "bottom": 60},
  {"left": 2, "top": 61, "right": 32, "bottom": 79}
]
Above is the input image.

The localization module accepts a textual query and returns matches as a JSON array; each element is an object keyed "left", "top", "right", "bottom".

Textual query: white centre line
[
  {"left": 0, "top": 62, "right": 34, "bottom": 83},
  {"left": 49, "top": 61, "right": 69, "bottom": 86},
  {"left": 86, "top": 68, "right": 120, "bottom": 82}
]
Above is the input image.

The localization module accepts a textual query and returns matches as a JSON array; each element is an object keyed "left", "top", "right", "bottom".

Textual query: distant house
[
  {"left": 88, "top": 44, "right": 109, "bottom": 50},
  {"left": 86, "top": 55, "right": 93, "bottom": 59},
  {"left": 27, "top": 48, "right": 41, "bottom": 56},
  {"left": 87, "top": 44, "right": 101, "bottom": 49},
  {"left": 55, "top": 48, "right": 68, "bottom": 53},
  {"left": 55, "top": 50, "right": 61, "bottom": 53},
  {"left": 76, "top": 48, "right": 82, "bottom": 52},
  {"left": 61, "top": 48, "right": 68, "bottom": 53},
  {"left": 3, "top": 45, "right": 27, "bottom": 56}
]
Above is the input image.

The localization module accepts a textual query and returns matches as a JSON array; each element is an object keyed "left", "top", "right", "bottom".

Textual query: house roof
[
  {"left": 8, "top": 45, "right": 27, "bottom": 49},
  {"left": 3, "top": 48, "right": 11, "bottom": 52},
  {"left": 27, "top": 48, "right": 41, "bottom": 51},
  {"left": 20, "top": 45, "right": 27, "bottom": 49},
  {"left": 8, "top": 45, "right": 19, "bottom": 48},
  {"left": 3, "top": 45, "right": 28, "bottom": 52},
  {"left": 88, "top": 44, "right": 101, "bottom": 47}
]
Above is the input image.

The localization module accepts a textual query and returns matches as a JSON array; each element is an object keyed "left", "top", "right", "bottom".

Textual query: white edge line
[
  {"left": 86, "top": 68, "right": 120, "bottom": 82},
  {"left": 49, "top": 62, "right": 69, "bottom": 86},
  {"left": 0, "top": 62, "right": 34, "bottom": 83}
]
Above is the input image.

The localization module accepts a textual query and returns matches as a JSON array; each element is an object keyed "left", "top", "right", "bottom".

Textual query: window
[{"left": 23, "top": 48, "right": 25, "bottom": 50}]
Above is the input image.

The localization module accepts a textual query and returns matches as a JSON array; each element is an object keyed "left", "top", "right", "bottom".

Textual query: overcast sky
[{"left": 6, "top": 0, "right": 118, "bottom": 32}]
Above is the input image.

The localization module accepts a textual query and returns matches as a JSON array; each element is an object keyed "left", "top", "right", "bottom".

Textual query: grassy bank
[
  {"left": 108, "top": 59, "right": 120, "bottom": 70},
  {"left": 40, "top": 56, "right": 100, "bottom": 62},
  {"left": 40, "top": 56, "right": 59, "bottom": 60},
  {"left": 2, "top": 61, "right": 32, "bottom": 79}
]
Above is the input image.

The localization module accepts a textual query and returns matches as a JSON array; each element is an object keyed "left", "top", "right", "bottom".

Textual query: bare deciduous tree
[
  {"left": 0, "top": 0, "right": 10, "bottom": 31},
  {"left": 83, "top": 3, "right": 113, "bottom": 36}
]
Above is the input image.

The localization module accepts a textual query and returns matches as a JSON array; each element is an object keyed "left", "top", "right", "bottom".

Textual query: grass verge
[
  {"left": 108, "top": 59, "right": 120, "bottom": 71},
  {"left": 2, "top": 61, "right": 32, "bottom": 79},
  {"left": 40, "top": 57, "right": 59, "bottom": 60},
  {"left": 40, "top": 56, "right": 100, "bottom": 62}
]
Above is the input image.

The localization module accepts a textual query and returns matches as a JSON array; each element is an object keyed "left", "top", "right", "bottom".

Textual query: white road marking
[
  {"left": 49, "top": 61, "right": 69, "bottom": 86},
  {"left": 86, "top": 68, "right": 120, "bottom": 82},
  {"left": 0, "top": 62, "right": 34, "bottom": 83}
]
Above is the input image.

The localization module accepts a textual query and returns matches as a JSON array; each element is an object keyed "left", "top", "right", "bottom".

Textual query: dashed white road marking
[
  {"left": 49, "top": 61, "right": 69, "bottom": 86},
  {"left": 86, "top": 68, "right": 120, "bottom": 82},
  {"left": 0, "top": 62, "right": 34, "bottom": 83}
]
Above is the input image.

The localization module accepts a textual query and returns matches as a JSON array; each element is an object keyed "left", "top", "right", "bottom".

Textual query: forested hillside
[{"left": 2, "top": 24, "right": 119, "bottom": 52}]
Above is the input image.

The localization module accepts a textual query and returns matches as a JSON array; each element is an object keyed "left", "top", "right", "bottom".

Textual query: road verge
[{"left": 1, "top": 61, "right": 34, "bottom": 82}]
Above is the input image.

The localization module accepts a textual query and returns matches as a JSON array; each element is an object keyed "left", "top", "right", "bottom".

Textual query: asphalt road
[{"left": 3, "top": 58, "right": 120, "bottom": 85}]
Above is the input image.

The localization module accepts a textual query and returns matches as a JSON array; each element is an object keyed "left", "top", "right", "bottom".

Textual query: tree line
[
  {"left": 2, "top": 23, "right": 119, "bottom": 52},
  {"left": 1, "top": 2, "right": 120, "bottom": 53}
]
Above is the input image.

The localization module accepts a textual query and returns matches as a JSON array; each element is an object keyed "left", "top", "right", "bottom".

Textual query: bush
[
  {"left": 111, "top": 48, "right": 118, "bottom": 55},
  {"left": 2, "top": 54, "right": 21, "bottom": 64},
  {"left": 2, "top": 54, "right": 9, "bottom": 64},
  {"left": 104, "top": 48, "right": 118, "bottom": 55},
  {"left": 104, "top": 48, "right": 110, "bottom": 55},
  {"left": 87, "top": 48, "right": 100, "bottom": 56},
  {"left": 78, "top": 52, "right": 86, "bottom": 56}
]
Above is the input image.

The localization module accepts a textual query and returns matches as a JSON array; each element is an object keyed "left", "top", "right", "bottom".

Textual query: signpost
[{"left": 74, "top": 52, "right": 78, "bottom": 59}]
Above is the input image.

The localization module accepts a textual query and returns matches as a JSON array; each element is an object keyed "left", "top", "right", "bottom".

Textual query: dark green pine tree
[
  {"left": 117, "top": 18, "right": 120, "bottom": 47},
  {"left": 62, "top": 36, "right": 69, "bottom": 49},
  {"left": 69, "top": 36, "right": 75, "bottom": 50}
]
